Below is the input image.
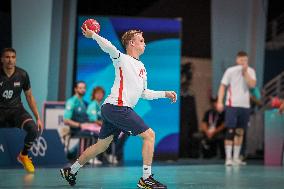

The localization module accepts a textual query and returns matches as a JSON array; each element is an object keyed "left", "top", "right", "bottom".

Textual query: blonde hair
[{"left": 121, "top": 30, "right": 143, "bottom": 48}]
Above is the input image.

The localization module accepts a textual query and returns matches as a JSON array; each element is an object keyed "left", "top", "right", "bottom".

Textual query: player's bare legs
[
  {"left": 139, "top": 128, "right": 155, "bottom": 166},
  {"left": 225, "top": 140, "right": 233, "bottom": 147},
  {"left": 224, "top": 128, "right": 245, "bottom": 166},
  {"left": 78, "top": 135, "right": 114, "bottom": 165},
  {"left": 137, "top": 128, "right": 167, "bottom": 188},
  {"left": 234, "top": 128, "right": 244, "bottom": 146},
  {"left": 70, "top": 127, "right": 156, "bottom": 177},
  {"left": 224, "top": 128, "right": 234, "bottom": 166},
  {"left": 60, "top": 135, "right": 113, "bottom": 186},
  {"left": 233, "top": 128, "right": 245, "bottom": 165}
]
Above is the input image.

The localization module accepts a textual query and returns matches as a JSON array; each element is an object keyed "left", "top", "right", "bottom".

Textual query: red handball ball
[{"left": 82, "top": 19, "right": 100, "bottom": 34}]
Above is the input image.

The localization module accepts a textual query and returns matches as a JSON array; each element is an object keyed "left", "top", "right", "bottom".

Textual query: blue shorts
[
  {"left": 225, "top": 107, "right": 250, "bottom": 129},
  {"left": 99, "top": 103, "right": 149, "bottom": 142}
]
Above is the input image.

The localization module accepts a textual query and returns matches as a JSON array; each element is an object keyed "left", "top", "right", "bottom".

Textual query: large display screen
[{"left": 75, "top": 16, "right": 181, "bottom": 162}]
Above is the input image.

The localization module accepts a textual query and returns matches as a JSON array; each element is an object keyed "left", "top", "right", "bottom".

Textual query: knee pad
[
  {"left": 235, "top": 128, "right": 244, "bottom": 137},
  {"left": 23, "top": 120, "right": 39, "bottom": 143},
  {"left": 225, "top": 128, "right": 235, "bottom": 140}
]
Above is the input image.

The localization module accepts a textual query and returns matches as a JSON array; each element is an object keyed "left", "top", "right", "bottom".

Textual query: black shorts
[
  {"left": 99, "top": 103, "right": 149, "bottom": 142},
  {"left": 0, "top": 106, "right": 33, "bottom": 129}
]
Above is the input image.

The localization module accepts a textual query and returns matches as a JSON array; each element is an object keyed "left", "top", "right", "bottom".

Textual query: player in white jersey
[
  {"left": 217, "top": 51, "right": 256, "bottom": 166},
  {"left": 60, "top": 26, "right": 177, "bottom": 189}
]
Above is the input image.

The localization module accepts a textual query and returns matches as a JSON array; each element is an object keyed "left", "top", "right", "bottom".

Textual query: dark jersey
[
  {"left": 0, "top": 67, "right": 31, "bottom": 108},
  {"left": 202, "top": 109, "right": 225, "bottom": 128}
]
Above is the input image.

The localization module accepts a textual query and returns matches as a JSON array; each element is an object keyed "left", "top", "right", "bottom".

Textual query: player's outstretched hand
[
  {"left": 37, "top": 119, "right": 44, "bottom": 135},
  {"left": 165, "top": 91, "right": 177, "bottom": 103},
  {"left": 81, "top": 24, "right": 94, "bottom": 38}
]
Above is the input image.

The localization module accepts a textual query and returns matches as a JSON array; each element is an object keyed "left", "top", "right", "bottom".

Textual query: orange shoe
[{"left": 17, "top": 152, "right": 35, "bottom": 173}]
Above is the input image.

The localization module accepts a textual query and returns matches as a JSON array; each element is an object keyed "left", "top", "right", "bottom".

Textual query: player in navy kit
[
  {"left": 0, "top": 48, "right": 43, "bottom": 173},
  {"left": 60, "top": 25, "right": 177, "bottom": 188}
]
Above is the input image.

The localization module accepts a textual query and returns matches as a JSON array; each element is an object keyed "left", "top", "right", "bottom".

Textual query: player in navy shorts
[
  {"left": 217, "top": 51, "right": 256, "bottom": 166},
  {"left": 60, "top": 24, "right": 177, "bottom": 188}
]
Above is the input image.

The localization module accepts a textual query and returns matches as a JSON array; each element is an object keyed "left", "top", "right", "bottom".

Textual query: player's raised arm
[{"left": 81, "top": 25, "right": 120, "bottom": 59}]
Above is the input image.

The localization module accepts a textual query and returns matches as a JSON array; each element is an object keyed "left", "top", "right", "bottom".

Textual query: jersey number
[{"left": 2, "top": 90, "right": 13, "bottom": 99}]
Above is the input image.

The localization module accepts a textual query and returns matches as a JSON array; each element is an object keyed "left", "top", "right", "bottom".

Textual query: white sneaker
[
  {"left": 107, "top": 154, "right": 118, "bottom": 164},
  {"left": 89, "top": 158, "right": 103, "bottom": 165},
  {"left": 233, "top": 158, "right": 247, "bottom": 166},
  {"left": 225, "top": 159, "right": 233, "bottom": 166}
]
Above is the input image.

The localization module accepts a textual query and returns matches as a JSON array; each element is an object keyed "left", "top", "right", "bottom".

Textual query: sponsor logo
[
  {"left": 30, "top": 136, "right": 47, "bottom": 157},
  {"left": 139, "top": 69, "right": 146, "bottom": 78}
]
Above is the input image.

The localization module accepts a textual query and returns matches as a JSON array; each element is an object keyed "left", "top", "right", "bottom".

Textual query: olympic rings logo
[{"left": 30, "top": 136, "right": 47, "bottom": 157}]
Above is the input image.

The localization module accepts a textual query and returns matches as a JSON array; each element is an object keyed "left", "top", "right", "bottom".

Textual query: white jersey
[
  {"left": 221, "top": 65, "right": 256, "bottom": 108},
  {"left": 91, "top": 33, "right": 165, "bottom": 108},
  {"left": 104, "top": 53, "right": 147, "bottom": 107}
]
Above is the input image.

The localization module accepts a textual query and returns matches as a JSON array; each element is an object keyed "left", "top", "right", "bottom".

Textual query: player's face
[
  {"left": 131, "top": 34, "right": 146, "bottom": 54},
  {"left": 95, "top": 91, "right": 104, "bottom": 102},
  {"left": 75, "top": 83, "right": 86, "bottom": 97},
  {"left": 236, "top": 56, "right": 248, "bottom": 66},
  {"left": 1, "top": 51, "right": 16, "bottom": 69}
]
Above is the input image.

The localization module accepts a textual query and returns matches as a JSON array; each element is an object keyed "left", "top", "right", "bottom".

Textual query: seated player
[
  {"left": 0, "top": 48, "right": 43, "bottom": 173},
  {"left": 64, "top": 81, "right": 90, "bottom": 134},
  {"left": 64, "top": 81, "right": 102, "bottom": 164},
  {"left": 87, "top": 86, "right": 105, "bottom": 126},
  {"left": 199, "top": 97, "right": 225, "bottom": 158}
]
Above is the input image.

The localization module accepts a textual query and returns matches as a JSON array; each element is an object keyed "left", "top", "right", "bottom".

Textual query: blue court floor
[{"left": 0, "top": 165, "right": 284, "bottom": 189}]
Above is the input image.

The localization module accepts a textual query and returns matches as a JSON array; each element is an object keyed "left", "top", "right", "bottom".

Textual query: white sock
[
  {"left": 143, "top": 165, "right": 151, "bottom": 179},
  {"left": 70, "top": 160, "right": 83, "bottom": 174},
  {"left": 233, "top": 145, "right": 241, "bottom": 160},
  {"left": 225, "top": 145, "right": 233, "bottom": 160}
]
